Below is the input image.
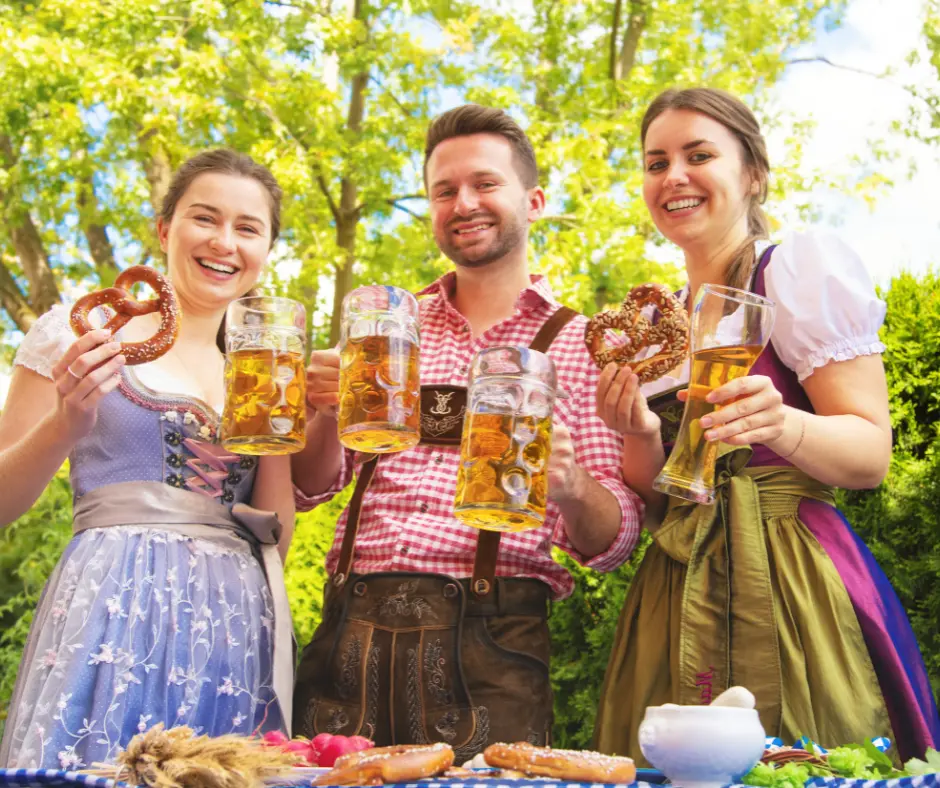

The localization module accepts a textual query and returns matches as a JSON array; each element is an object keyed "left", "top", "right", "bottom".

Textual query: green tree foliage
[
  {"left": 839, "top": 271, "right": 940, "bottom": 702},
  {"left": 0, "top": 0, "right": 849, "bottom": 353}
]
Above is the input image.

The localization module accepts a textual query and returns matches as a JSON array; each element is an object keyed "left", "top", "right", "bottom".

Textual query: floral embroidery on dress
[{"left": 3, "top": 527, "right": 281, "bottom": 767}]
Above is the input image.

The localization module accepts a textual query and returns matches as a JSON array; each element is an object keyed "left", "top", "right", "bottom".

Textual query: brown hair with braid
[
  {"left": 641, "top": 88, "right": 770, "bottom": 291},
  {"left": 159, "top": 149, "right": 283, "bottom": 352}
]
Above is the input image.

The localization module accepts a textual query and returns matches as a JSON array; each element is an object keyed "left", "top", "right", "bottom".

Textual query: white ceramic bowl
[{"left": 638, "top": 704, "right": 766, "bottom": 788}]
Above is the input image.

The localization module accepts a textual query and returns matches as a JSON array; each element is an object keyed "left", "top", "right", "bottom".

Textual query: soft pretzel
[
  {"left": 483, "top": 742, "right": 637, "bottom": 783},
  {"left": 584, "top": 283, "right": 689, "bottom": 383},
  {"left": 313, "top": 743, "right": 454, "bottom": 786},
  {"left": 70, "top": 266, "right": 180, "bottom": 365}
]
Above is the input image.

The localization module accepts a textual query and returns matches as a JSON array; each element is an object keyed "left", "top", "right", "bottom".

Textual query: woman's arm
[
  {"left": 702, "top": 354, "right": 891, "bottom": 489},
  {"left": 596, "top": 363, "right": 670, "bottom": 521},
  {"left": 251, "top": 454, "right": 296, "bottom": 561},
  {"left": 0, "top": 330, "right": 123, "bottom": 526}
]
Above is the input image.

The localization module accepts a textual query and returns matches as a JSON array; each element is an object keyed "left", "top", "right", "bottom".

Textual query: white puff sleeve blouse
[{"left": 764, "top": 231, "right": 886, "bottom": 382}]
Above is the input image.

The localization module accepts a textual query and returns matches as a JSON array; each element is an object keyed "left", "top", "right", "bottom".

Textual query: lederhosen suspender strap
[{"left": 331, "top": 305, "right": 579, "bottom": 595}]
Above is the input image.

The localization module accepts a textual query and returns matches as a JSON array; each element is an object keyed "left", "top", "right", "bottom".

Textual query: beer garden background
[{"left": 2, "top": 0, "right": 940, "bottom": 746}]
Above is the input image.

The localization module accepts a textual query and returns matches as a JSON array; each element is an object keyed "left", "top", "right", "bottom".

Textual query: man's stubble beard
[{"left": 440, "top": 209, "right": 528, "bottom": 270}]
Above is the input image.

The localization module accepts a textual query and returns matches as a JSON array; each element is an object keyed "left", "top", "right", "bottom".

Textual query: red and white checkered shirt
[{"left": 296, "top": 273, "right": 643, "bottom": 599}]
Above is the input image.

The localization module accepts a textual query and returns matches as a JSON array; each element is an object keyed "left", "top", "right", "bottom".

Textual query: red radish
[
  {"left": 310, "top": 733, "right": 334, "bottom": 752},
  {"left": 348, "top": 736, "right": 374, "bottom": 752},
  {"left": 261, "top": 730, "right": 289, "bottom": 746}
]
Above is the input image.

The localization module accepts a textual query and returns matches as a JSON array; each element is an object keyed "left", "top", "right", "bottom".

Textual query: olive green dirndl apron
[{"left": 594, "top": 439, "right": 892, "bottom": 764}]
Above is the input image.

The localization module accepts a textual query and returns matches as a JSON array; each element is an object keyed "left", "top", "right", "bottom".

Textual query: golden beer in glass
[
  {"left": 338, "top": 285, "right": 421, "bottom": 453},
  {"left": 220, "top": 296, "right": 307, "bottom": 455},
  {"left": 454, "top": 347, "right": 557, "bottom": 532},
  {"left": 653, "top": 284, "right": 775, "bottom": 504}
]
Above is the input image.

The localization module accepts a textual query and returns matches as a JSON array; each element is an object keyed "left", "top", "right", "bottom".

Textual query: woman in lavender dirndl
[
  {"left": 0, "top": 150, "right": 295, "bottom": 768},
  {"left": 593, "top": 88, "right": 940, "bottom": 762}
]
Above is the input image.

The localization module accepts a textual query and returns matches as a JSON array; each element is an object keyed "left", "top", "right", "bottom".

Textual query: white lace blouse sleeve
[
  {"left": 764, "top": 231, "right": 886, "bottom": 382},
  {"left": 13, "top": 304, "right": 75, "bottom": 379}
]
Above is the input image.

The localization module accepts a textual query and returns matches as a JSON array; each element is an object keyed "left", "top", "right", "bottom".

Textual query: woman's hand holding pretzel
[
  {"left": 50, "top": 329, "right": 126, "bottom": 442},
  {"left": 596, "top": 364, "right": 661, "bottom": 438}
]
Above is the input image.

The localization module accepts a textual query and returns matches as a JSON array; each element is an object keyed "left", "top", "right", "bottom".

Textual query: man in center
[{"left": 291, "top": 104, "right": 642, "bottom": 756}]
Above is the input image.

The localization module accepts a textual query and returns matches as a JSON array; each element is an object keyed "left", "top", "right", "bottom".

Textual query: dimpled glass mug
[
  {"left": 219, "top": 296, "right": 307, "bottom": 455},
  {"left": 337, "top": 285, "right": 421, "bottom": 453},
  {"left": 453, "top": 346, "right": 557, "bottom": 532}
]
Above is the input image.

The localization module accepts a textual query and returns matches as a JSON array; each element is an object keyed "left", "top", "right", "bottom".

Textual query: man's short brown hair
[{"left": 424, "top": 104, "right": 539, "bottom": 189}]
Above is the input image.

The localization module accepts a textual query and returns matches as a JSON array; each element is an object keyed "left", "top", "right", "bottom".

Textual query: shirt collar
[{"left": 416, "top": 272, "right": 559, "bottom": 315}]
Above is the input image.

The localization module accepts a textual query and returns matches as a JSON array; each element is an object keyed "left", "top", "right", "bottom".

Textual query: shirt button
[
  {"left": 420, "top": 503, "right": 429, "bottom": 513},
  {"left": 400, "top": 546, "right": 409, "bottom": 555},
  {"left": 459, "top": 365, "right": 467, "bottom": 374},
  {"left": 435, "top": 455, "right": 443, "bottom": 464}
]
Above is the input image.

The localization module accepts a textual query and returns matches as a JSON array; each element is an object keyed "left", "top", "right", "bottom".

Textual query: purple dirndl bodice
[
  {"left": 648, "top": 246, "right": 940, "bottom": 759},
  {"left": 0, "top": 369, "right": 285, "bottom": 769}
]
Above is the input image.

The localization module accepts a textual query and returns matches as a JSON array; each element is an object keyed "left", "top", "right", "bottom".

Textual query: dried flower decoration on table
[{"left": 89, "top": 724, "right": 298, "bottom": 788}]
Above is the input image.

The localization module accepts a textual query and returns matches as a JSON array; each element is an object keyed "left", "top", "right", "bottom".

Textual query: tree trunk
[
  {"left": 144, "top": 146, "right": 172, "bottom": 224},
  {"left": 9, "top": 217, "right": 60, "bottom": 315},
  {"left": 327, "top": 0, "right": 369, "bottom": 346},
  {"left": 0, "top": 135, "right": 61, "bottom": 314},
  {"left": 0, "top": 261, "right": 38, "bottom": 333},
  {"left": 617, "top": 0, "right": 648, "bottom": 85},
  {"left": 77, "top": 176, "right": 119, "bottom": 285}
]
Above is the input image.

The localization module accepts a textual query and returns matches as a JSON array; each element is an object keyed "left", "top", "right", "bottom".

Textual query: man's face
[{"left": 426, "top": 133, "right": 544, "bottom": 268}]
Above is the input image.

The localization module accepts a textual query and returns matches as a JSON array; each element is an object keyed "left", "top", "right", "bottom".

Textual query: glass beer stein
[
  {"left": 653, "top": 284, "right": 776, "bottom": 504},
  {"left": 219, "top": 296, "right": 307, "bottom": 455},
  {"left": 454, "top": 346, "right": 556, "bottom": 532},
  {"left": 338, "top": 285, "right": 421, "bottom": 453}
]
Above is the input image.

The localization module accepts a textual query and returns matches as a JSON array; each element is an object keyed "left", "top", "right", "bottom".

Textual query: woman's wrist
[{"left": 767, "top": 407, "right": 806, "bottom": 459}]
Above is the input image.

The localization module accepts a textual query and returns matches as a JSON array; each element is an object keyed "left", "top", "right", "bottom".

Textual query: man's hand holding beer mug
[{"left": 305, "top": 348, "right": 341, "bottom": 419}]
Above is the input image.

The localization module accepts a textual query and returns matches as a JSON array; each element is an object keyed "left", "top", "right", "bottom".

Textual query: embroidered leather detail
[
  {"left": 424, "top": 639, "right": 453, "bottom": 706},
  {"left": 364, "top": 643, "right": 380, "bottom": 739},
  {"left": 304, "top": 698, "right": 320, "bottom": 735},
  {"left": 419, "top": 386, "right": 467, "bottom": 442},
  {"left": 434, "top": 710, "right": 459, "bottom": 742},
  {"left": 421, "top": 409, "right": 465, "bottom": 438},
  {"left": 336, "top": 637, "right": 362, "bottom": 701},
  {"left": 407, "top": 646, "right": 425, "bottom": 743},
  {"left": 407, "top": 646, "right": 489, "bottom": 757},
  {"left": 452, "top": 707, "right": 490, "bottom": 762},
  {"left": 326, "top": 706, "right": 350, "bottom": 734},
  {"left": 371, "top": 581, "right": 434, "bottom": 620},
  {"left": 430, "top": 390, "right": 456, "bottom": 416}
]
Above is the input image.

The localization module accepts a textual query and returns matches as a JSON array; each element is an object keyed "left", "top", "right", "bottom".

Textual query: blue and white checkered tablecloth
[
  {"left": 0, "top": 770, "right": 118, "bottom": 788},
  {"left": 2, "top": 770, "right": 939, "bottom": 788}
]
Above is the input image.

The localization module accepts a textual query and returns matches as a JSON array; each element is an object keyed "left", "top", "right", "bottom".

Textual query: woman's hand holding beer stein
[
  {"left": 695, "top": 374, "right": 788, "bottom": 448},
  {"left": 305, "top": 349, "right": 341, "bottom": 419}
]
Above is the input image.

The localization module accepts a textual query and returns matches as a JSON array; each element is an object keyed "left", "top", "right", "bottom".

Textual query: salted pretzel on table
[
  {"left": 69, "top": 265, "right": 180, "bottom": 365},
  {"left": 584, "top": 283, "right": 689, "bottom": 384}
]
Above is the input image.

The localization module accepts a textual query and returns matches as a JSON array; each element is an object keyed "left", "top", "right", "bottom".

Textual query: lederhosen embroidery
[{"left": 293, "top": 306, "right": 578, "bottom": 754}]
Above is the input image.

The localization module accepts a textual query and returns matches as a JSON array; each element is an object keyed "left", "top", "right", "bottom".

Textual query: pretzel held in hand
[
  {"left": 584, "top": 283, "right": 689, "bottom": 384},
  {"left": 70, "top": 266, "right": 180, "bottom": 365}
]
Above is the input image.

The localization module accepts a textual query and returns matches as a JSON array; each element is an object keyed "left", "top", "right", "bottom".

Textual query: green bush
[
  {"left": 0, "top": 468, "right": 73, "bottom": 738},
  {"left": 839, "top": 269, "right": 940, "bottom": 704}
]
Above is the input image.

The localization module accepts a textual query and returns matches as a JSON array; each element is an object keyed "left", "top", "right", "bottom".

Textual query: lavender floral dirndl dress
[{"left": 0, "top": 306, "right": 289, "bottom": 769}]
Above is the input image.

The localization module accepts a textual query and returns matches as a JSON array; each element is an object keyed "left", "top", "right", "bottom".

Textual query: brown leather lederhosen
[{"left": 293, "top": 306, "right": 578, "bottom": 758}]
